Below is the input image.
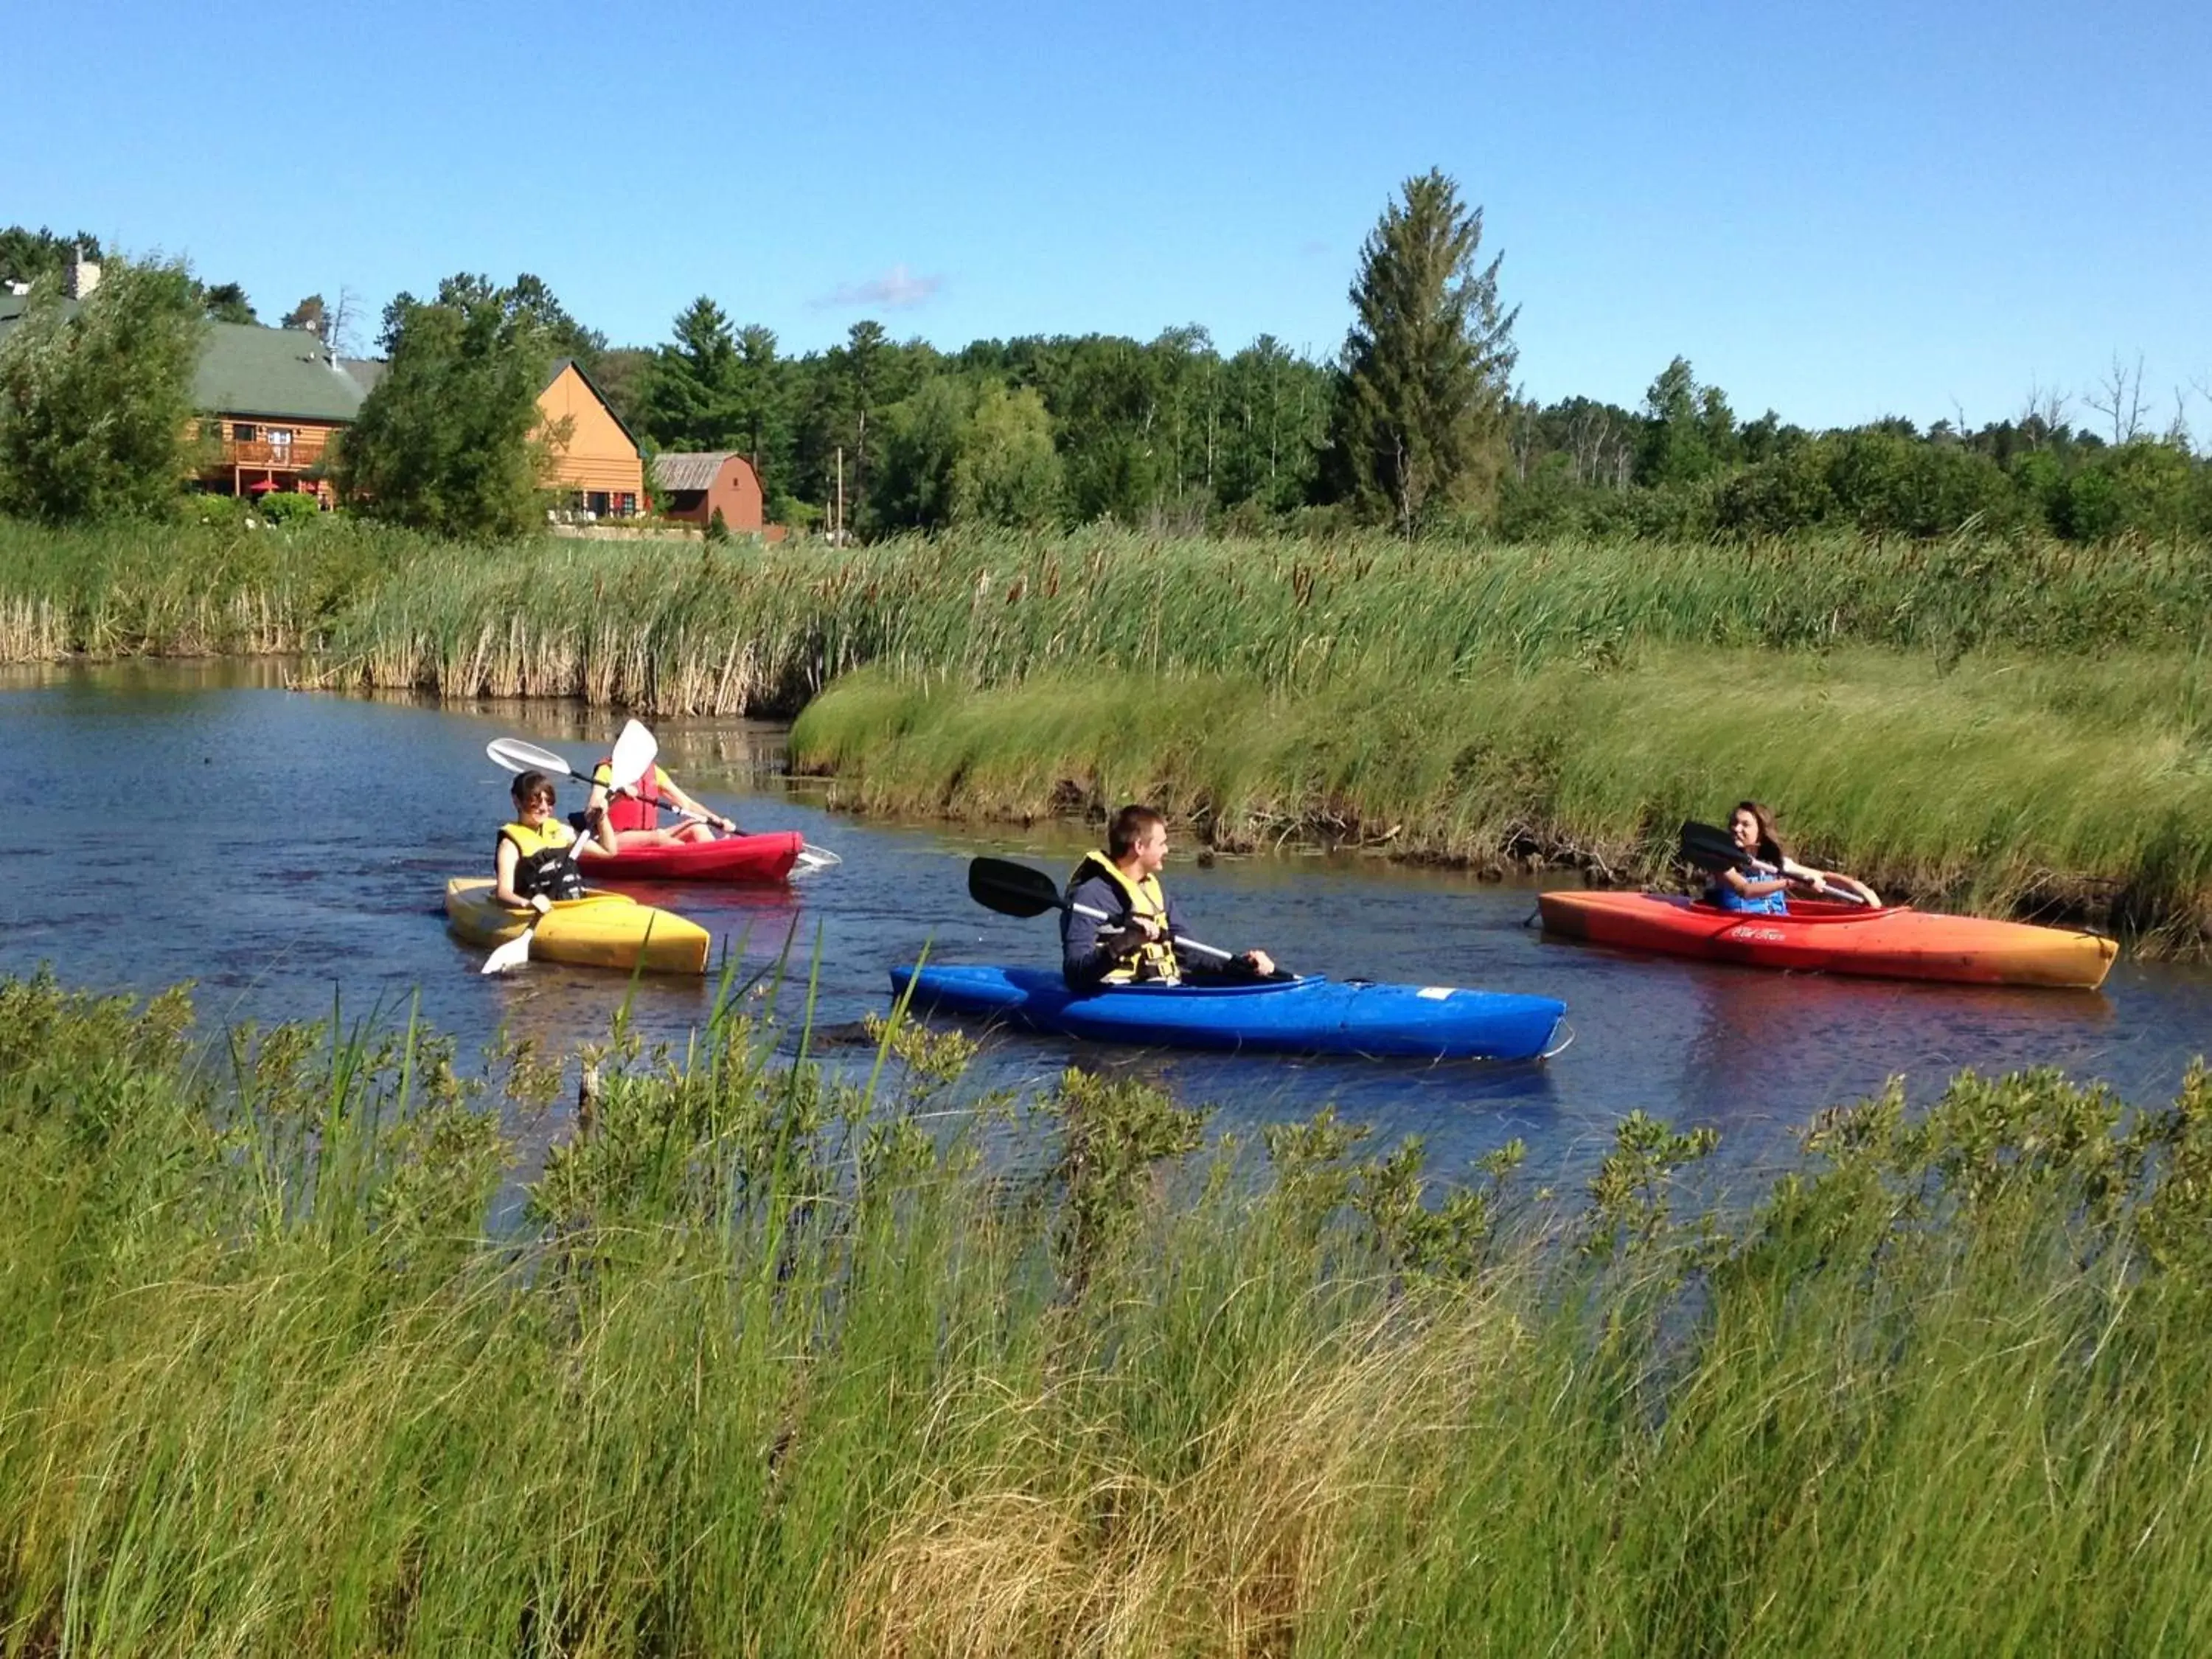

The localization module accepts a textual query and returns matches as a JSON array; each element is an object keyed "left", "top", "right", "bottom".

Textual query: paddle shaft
[
  {"left": 966, "top": 855, "right": 1259, "bottom": 968},
  {"left": 1066, "top": 898, "right": 1234, "bottom": 964}
]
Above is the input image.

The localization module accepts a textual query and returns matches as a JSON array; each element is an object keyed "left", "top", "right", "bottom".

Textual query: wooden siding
[
  {"left": 537, "top": 365, "right": 643, "bottom": 498},
  {"left": 660, "top": 454, "right": 766, "bottom": 532},
  {"left": 190, "top": 416, "right": 347, "bottom": 470}
]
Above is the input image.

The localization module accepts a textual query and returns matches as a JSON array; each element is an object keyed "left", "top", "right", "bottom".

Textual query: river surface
[{"left": 9, "top": 660, "right": 2212, "bottom": 1196}]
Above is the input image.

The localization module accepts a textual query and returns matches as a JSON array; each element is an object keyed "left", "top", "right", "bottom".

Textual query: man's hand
[
  {"left": 1242, "top": 948, "right": 1276, "bottom": 978},
  {"left": 1103, "top": 917, "right": 1162, "bottom": 956}
]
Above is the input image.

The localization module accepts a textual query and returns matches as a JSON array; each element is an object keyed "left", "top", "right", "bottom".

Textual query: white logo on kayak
[
  {"left": 1417, "top": 987, "right": 1455, "bottom": 1000},
  {"left": 1725, "top": 926, "right": 1787, "bottom": 942}
]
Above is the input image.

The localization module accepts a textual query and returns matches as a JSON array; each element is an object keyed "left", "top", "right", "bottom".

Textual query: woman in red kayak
[
  {"left": 585, "top": 754, "right": 737, "bottom": 850},
  {"left": 1714, "top": 801, "right": 1880, "bottom": 913}
]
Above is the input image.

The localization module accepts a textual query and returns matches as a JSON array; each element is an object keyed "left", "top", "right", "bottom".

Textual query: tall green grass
[
  {"left": 307, "top": 525, "right": 2212, "bottom": 714},
  {"left": 790, "top": 649, "right": 2212, "bottom": 945},
  {"left": 6, "top": 967, "right": 2212, "bottom": 1653},
  {"left": 0, "top": 514, "right": 416, "bottom": 661}
]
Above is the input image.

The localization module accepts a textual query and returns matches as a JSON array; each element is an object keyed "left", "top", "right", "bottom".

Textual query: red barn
[{"left": 650, "top": 451, "right": 780, "bottom": 538}]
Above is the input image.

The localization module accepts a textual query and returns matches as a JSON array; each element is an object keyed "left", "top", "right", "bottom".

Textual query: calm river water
[{"left": 9, "top": 660, "right": 2212, "bottom": 1194}]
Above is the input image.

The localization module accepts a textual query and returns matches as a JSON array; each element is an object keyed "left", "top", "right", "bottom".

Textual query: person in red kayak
[
  {"left": 1062, "top": 804, "right": 1276, "bottom": 989},
  {"left": 1713, "top": 801, "right": 1880, "bottom": 913},
  {"left": 494, "top": 770, "right": 618, "bottom": 912},
  {"left": 585, "top": 751, "right": 737, "bottom": 849}
]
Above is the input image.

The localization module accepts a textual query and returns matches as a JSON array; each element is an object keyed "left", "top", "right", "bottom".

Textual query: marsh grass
[
  {"left": 307, "top": 525, "right": 2212, "bottom": 713},
  {"left": 790, "top": 650, "right": 2212, "bottom": 946},
  {"left": 5, "top": 967, "right": 2212, "bottom": 1654},
  {"left": 0, "top": 515, "right": 416, "bottom": 661}
]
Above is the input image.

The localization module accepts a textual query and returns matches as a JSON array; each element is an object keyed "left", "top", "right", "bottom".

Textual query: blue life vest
[{"left": 1711, "top": 868, "right": 1790, "bottom": 915}]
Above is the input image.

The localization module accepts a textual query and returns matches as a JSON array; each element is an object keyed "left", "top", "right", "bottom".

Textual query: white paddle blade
[
  {"left": 793, "top": 842, "right": 843, "bottom": 875},
  {"left": 487, "top": 737, "right": 580, "bottom": 779},
  {"left": 481, "top": 929, "right": 535, "bottom": 974},
  {"left": 608, "top": 719, "right": 658, "bottom": 791}
]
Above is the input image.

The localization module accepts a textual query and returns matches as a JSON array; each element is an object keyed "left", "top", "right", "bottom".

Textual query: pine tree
[{"left": 1329, "top": 170, "right": 1518, "bottom": 533}]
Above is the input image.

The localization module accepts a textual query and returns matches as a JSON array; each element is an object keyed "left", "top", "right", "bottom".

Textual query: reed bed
[
  {"left": 4, "top": 969, "right": 2211, "bottom": 1655},
  {"left": 790, "top": 648, "right": 2212, "bottom": 947},
  {"left": 308, "top": 526, "right": 2212, "bottom": 714},
  {"left": 0, "top": 515, "right": 412, "bottom": 661}
]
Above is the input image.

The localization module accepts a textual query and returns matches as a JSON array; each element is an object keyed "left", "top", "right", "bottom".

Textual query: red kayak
[
  {"left": 1538, "top": 890, "right": 2115, "bottom": 990},
  {"left": 577, "top": 830, "right": 804, "bottom": 884}
]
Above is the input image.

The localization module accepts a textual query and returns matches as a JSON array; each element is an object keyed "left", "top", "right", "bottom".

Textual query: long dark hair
[{"left": 1736, "top": 799, "right": 1787, "bottom": 866}]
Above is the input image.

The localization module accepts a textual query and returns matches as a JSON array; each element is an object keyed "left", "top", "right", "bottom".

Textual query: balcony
[{"left": 220, "top": 434, "right": 332, "bottom": 470}]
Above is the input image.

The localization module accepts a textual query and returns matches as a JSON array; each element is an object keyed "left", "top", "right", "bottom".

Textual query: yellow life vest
[
  {"left": 498, "top": 818, "right": 585, "bottom": 902},
  {"left": 1073, "top": 849, "right": 1180, "bottom": 986}
]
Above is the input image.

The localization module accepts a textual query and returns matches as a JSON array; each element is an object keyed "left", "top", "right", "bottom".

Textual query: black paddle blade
[
  {"left": 967, "top": 856, "right": 1067, "bottom": 919},
  {"left": 1679, "top": 820, "right": 1752, "bottom": 874}
]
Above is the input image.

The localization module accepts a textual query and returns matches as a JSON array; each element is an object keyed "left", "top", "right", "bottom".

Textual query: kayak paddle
[
  {"left": 966, "top": 855, "right": 1240, "bottom": 965},
  {"left": 1678, "top": 820, "right": 1875, "bottom": 906},
  {"left": 487, "top": 726, "right": 844, "bottom": 874},
  {"left": 481, "top": 721, "right": 657, "bottom": 974}
]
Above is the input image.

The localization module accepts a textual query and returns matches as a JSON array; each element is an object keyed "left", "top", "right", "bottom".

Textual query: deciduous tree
[
  {"left": 0, "top": 257, "right": 206, "bottom": 523},
  {"left": 335, "top": 274, "right": 560, "bottom": 540}
]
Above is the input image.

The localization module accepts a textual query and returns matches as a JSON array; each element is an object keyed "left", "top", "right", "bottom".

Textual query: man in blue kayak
[{"left": 1062, "top": 804, "right": 1276, "bottom": 990}]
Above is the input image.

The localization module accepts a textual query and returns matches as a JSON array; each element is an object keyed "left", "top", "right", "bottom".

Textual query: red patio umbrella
[{"left": 246, "top": 479, "right": 280, "bottom": 495}]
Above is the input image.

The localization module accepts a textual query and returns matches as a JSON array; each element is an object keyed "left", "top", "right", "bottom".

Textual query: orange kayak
[{"left": 1537, "top": 891, "right": 2115, "bottom": 990}]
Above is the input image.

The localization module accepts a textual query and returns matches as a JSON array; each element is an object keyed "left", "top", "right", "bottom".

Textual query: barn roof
[{"left": 650, "top": 452, "right": 737, "bottom": 493}]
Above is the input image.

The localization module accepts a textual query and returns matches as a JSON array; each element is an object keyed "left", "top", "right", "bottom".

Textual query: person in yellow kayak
[
  {"left": 1713, "top": 800, "right": 1880, "bottom": 913},
  {"left": 1062, "top": 804, "right": 1276, "bottom": 989},
  {"left": 494, "top": 770, "right": 618, "bottom": 912},
  {"left": 585, "top": 751, "right": 737, "bottom": 849}
]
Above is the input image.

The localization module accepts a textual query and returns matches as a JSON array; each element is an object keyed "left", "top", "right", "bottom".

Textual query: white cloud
[{"left": 814, "top": 263, "right": 945, "bottom": 310}]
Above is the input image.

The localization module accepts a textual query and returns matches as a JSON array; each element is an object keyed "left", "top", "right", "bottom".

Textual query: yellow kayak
[{"left": 444, "top": 878, "right": 711, "bottom": 975}]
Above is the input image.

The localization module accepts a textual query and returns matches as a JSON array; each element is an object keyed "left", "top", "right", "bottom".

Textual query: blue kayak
[{"left": 888, "top": 964, "right": 1567, "bottom": 1061}]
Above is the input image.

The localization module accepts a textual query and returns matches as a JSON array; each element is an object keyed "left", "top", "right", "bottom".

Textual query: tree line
[{"left": 3, "top": 182, "right": 2208, "bottom": 544}]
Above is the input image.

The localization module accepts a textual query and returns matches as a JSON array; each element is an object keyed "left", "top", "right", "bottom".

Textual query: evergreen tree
[
  {"left": 1329, "top": 170, "right": 1518, "bottom": 532},
  {"left": 638, "top": 297, "right": 739, "bottom": 451},
  {"left": 200, "top": 282, "right": 257, "bottom": 325},
  {"left": 731, "top": 324, "right": 790, "bottom": 486},
  {"left": 0, "top": 227, "right": 102, "bottom": 288},
  {"left": 0, "top": 257, "right": 206, "bottom": 524}
]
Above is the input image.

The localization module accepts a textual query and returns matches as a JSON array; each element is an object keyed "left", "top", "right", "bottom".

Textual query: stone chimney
[{"left": 63, "top": 248, "right": 101, "bottom": 300}]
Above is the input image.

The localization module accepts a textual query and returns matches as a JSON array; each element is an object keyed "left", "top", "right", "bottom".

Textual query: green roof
[
  {"left": 0, "top": 298, "right": 364, "bottom": 424},
  {"left": 193, "top": 321, "right": 364, "bottom": 423}
]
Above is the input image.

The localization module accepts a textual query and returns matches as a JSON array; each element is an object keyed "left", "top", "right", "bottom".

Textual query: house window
[
  {"left": 587, "top": 491, "right": 610, "bottom": 515},
  {"left": 268, "top": 428, "right": 294, "bottom": 456},
  {"left": 615, "top": 493, "right": 636, "bottom": 516},
  {"left": 233, "top": 422, "right": 257, "bottom": 442}
]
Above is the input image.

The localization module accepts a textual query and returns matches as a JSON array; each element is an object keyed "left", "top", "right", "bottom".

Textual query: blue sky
[{"left": 10, "top": 0, "right": 2205, "bottom": 434}]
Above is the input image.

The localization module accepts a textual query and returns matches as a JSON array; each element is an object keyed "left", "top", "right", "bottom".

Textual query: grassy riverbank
[
  {"left": 790, "top": 650, "right": 2212, "bottom": 947},
  {"left": 5, "top": 968, "right": 2212, "bottom": 1654}
]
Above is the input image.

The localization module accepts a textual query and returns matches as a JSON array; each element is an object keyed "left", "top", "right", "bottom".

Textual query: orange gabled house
[
  {"left": 344, "top": 354, "right": 645, "bottom": 518},
  {"left": 536, "top": 358, "right": 644, "bottom": 518}
]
